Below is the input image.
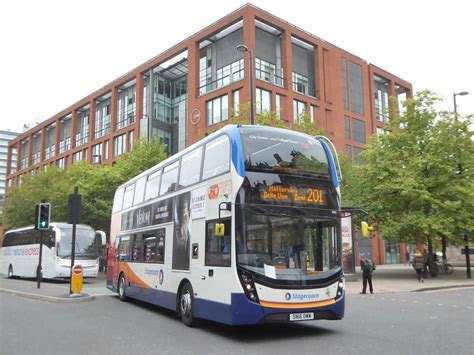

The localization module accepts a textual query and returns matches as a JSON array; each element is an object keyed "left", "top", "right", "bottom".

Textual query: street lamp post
[
  {"left": 453, "top": 91, "right": 471, "bottom": 278},
  {"left": 236, "top": 44, "right": 254, "bottom": 125},
  {"left": 453, "top": 91, "right": 469, "bottom": 120}
]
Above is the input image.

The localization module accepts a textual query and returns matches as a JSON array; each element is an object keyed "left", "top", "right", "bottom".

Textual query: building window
[
  {"left": 376, "top": 127, "right": 389, "bottom": 136},
  {"left": 56, "top": 157, "right": 66, "bottom": 169},
  {"left": 232, "top": 90, "right": 240, "bottom": 117},
  {"left": 32, "top": 134, "right": 41, "bottom": 165},
  {"left": 128, "top": 131, "right": 134, "bottom": 151},
  {"left": 59, "top": 117, "right": 71, "bottom": 154},
  {"left": 104, "top": 140, "right": 109, "bottom": 160},
  {"left": 353, "top": 147, "right": 363, "bottom": 164},
  {"left": 351, "top": 118, "right": 366, "bottom": 144},
  {"left": 207, "top": 95, "right": 228, "bottom": 126},
  {"left": 344, "top": 116, "right": 351, "bottom": 139},
  {"left": 116, "top": 85, "right": 136, "bottom": 130},
  {"left": 44, "top": 125, "right": 56, "bottom": 160},
  {"left": 374, "top": 75, "right": 390, "bottom": 123},
  {"left": 345, "top": 145, "right": 352, "bottom": 160},
  {"left": 73, "top": 151, "right": 82, "bottom": 163},
  {"left": 216, "top": 59, "right": 244, "bottom": 88},
  {"left": 349, "top": 62, "right": 364, "bottom": 115},
  {"left": 92, "top": 143, "right": 102, "bottom": 164},
  {"left": 95, "top": 99, "right": 111, "bottom": 138},
  {"left": 256, "top": 58, "right": 282, "bottom": 86},
  {"left": 396, "top": 84, "right": 409, "bottom": 116},
  {"left": 292, "top": 72, "right": 309, "bottom": 95},
  {"left": 342, "top": 58, "right": 349, "bottom": 111},
  {"left": 291, "top": 37, "right": 315, "bottom": 97},
  {"left": 275, "top": 94, "right": 282, "bottom": 118},
  {"left": 76, "top": 109, "right": 90, "bottom": 147},
  {"left": 310, "top": 105, "right": 316, "bottom": 123},
  {"left": 256, "top": 88, "right": 271, "bottom": 114},
  {"left": 293, "top": 99, "right": 306, "bottom": 122},
  {"left": 114, "top": 134, "right": 126, "bottom": 157}
]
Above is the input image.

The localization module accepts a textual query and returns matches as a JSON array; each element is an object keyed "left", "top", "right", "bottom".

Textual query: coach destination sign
[{"left": 259, "top": 184, "right": 326, "bottom": 206}]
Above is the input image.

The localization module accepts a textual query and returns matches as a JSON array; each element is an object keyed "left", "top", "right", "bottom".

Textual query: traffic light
[{"left": 35, "top": 203, "right": 51, "bottom": 230}]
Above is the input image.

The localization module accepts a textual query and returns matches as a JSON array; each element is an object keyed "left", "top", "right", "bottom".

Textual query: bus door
[{"left": 198, "top": 219, "right": 233, "bottom": 305}]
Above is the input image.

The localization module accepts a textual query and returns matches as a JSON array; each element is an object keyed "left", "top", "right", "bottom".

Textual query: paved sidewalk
[
  {"left": 0, "top": 273, "right": 113, "bottom": 302},
  {"left": 1, "top": 264, "right": 472, "bottom": 302},
  {"left": 345, "top": 263, "right": 474, "bottom": 294}
]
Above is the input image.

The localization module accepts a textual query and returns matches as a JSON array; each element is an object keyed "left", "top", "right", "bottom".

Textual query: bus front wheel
[
  {"left": 179, "top": 283, "right": 197, "bottom": 327},
  {"left": 118, "top": 274, "right": 127, "bottom": 302},
  {"left": 8, "top": 265, "right": 13, "bottom": 279}
]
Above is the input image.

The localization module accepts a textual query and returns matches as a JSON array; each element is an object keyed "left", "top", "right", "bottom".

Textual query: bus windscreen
[{"left": 240, "top": 127, "right": 330, "bottom": 177}]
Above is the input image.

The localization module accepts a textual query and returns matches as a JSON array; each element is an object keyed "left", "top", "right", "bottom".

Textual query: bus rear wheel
[
  {"left": 8, "top": 265, "right": 13, "bottom": 279},
  {"left": 179, "top": 283, "right": 197, "bottom": 327},
  {"left": 118, "top": 274, "right": 127, "bottom": 301}
]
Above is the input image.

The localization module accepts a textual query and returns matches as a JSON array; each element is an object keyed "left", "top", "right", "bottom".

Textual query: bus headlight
[
  {"left": 238, "top": 268, "right": 259, "bottom": 303},
  {"left": 336, "top": 277, "right": 345, "bottom": 299}
]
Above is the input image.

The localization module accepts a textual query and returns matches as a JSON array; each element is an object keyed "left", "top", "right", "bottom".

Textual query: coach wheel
[
  {"left": 179, "top": 283, "right": 197, "bottom": 327},
  {"left": 8, "top": 265, "right": 13, "bottom": 279},
  {"left": 118, "top": 274, "right": 127, "bottom": 301}
]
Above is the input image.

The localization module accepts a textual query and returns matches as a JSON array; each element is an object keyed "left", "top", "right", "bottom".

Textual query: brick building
[{"left": 5, "top": 4, "right": 412, "bottom": 263}]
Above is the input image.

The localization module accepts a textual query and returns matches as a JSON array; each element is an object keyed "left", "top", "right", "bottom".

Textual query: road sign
[{"left": 71, "top": 264, "right": 83, "bottom": 293}]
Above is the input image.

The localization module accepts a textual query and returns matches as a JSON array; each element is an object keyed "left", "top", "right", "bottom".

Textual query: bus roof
[{"left": 115, "top": 124, "right": 330, "bottom": 191}]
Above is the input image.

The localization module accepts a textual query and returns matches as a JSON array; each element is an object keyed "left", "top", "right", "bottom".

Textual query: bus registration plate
[{"left": 289, "top": 312, "right": 314, "bottom": 322}]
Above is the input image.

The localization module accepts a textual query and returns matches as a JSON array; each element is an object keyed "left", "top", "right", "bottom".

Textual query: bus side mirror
[
  {"left": 215, "top": 223, "right": 225, "bottom": 237},
  {"left": 361, "top": 222, "right": 373, "bottom": 238},
  {"left": 96, "top": 231, "right": 106, "bottom": 246}
]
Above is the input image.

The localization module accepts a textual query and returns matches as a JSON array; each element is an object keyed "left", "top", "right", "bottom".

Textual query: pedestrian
[
  {"left": 405, "top": 250, "right": 410, "bottom": 266},
  {"left": 413, "top": 250, "right": 425, "bottom": 282},
  {"left": 409, "top": 251, "right": 414, "bottom": 267},
  {"left": 360, "top": 255, "right": 376, "bottom": 294}
]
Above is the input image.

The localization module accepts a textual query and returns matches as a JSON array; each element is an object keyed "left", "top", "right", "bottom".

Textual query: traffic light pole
[
  {"left": 68, "top": 187, "right": 81, "bottom": 294},
  {"left": 36, "top": 229, "right": 44, "bottom": 289}
]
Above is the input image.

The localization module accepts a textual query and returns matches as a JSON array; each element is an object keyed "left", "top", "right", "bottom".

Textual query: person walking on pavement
[
  {"left": 413, "top": 250, "right": 425, "bottom": 282},
  {"left": 405, "top": 250, "right": 410, "bottom": 266},
  {"left": 360, "top": 255, "right": 376, "bottom": 294}
]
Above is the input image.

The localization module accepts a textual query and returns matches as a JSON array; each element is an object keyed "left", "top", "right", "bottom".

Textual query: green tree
[
  {"left": 342, "top": 91, "right": 474, "bottom": 250},
  {"left": 4, "top": 138, "right": 167, "bottom": 233}
]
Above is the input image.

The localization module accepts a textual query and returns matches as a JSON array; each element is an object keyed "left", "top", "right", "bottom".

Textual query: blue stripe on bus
[
  {"left": 318, "top": 139, "right": 339, "bottom": 189},
  {"left": 223, "top": 125, "right": 245, "bottom": 177}
]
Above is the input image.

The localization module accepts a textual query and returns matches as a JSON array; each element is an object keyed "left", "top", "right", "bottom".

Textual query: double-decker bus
[
  {"left": 107, "top": 125, "right": 344, "bottom": 326},
  {"left": 1, "top": 223, "right": 106, "bottom": 279}
]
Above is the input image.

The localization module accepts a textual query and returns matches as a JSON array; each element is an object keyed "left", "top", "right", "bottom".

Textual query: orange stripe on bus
[
  {"left": 119, "top": 263, "right": 150, "bottom": 289},
  {"left": 259, "top": 298, "right": 336, "bottom": 309}
]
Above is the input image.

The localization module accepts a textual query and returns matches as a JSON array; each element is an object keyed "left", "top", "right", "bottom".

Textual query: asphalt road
[{"left": 1, "top": 288, "right": 472, "bottom": 355}]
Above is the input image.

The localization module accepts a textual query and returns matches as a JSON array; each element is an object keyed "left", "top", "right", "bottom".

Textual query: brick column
[{"left": 281, "top": 29, "right": 293, "bottom": 123}]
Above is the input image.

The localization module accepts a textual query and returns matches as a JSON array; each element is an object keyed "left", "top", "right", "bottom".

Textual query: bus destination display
[{"left": 259, "top": 184, "right": 325, "bottom": 205}]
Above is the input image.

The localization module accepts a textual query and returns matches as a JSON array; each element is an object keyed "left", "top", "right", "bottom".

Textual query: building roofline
[{"left": 11, "top": 2, "right": 411, "bottom": 145}]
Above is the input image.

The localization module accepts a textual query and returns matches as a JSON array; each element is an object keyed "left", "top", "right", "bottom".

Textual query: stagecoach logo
[
  {"left": 159, "top": 269, "right": 164, "bottom": 285},
  {"left": 284, "top": 292, "right": 320, "bottom": 302}
]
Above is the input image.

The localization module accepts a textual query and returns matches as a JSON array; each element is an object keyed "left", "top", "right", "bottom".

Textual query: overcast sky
[{"left": 1, "top": 0, "right": 472, "bottom": 133}]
